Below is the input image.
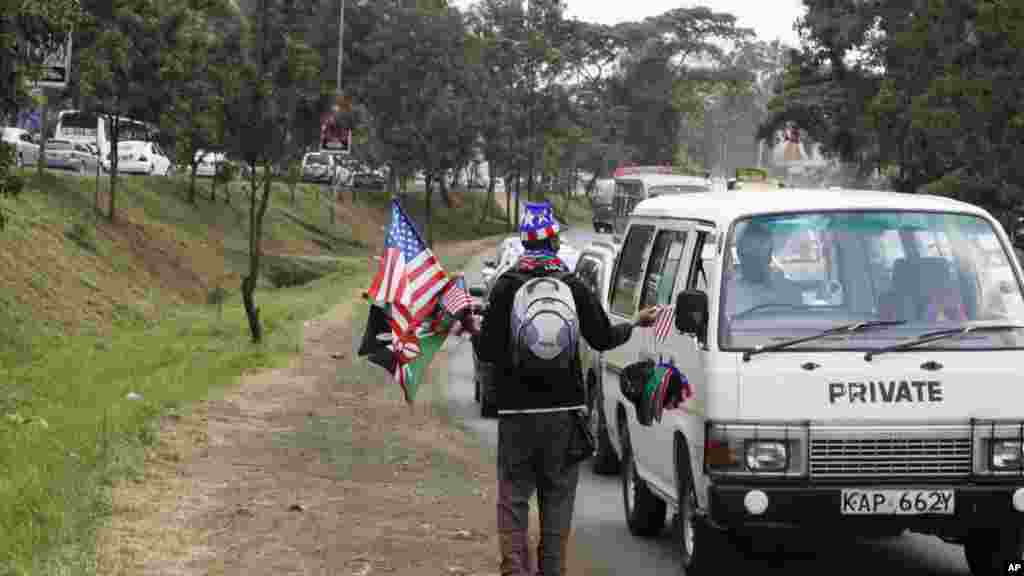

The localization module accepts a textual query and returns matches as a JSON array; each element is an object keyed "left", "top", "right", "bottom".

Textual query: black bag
[
  {"left": 620, "top": 359, "right": 654, "bottom": 404},
  {"left": 621, "top": 359, "right": 656, "bottom": 426},
  {"left": 566, "top": 409, "right": 596, "bottom": 466}
]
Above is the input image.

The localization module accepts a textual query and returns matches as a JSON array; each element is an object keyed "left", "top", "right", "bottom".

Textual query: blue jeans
[{"left": 497, "top": 411, "right": 580, "bottom": 576}]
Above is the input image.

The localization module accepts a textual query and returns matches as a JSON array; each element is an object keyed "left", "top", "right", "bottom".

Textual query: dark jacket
[{"left": 478, "top": 264, "right": 635, "bottom": 413}]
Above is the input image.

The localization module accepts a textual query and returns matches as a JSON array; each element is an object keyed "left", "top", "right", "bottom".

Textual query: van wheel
[
  {"left": 675, "top": 440, "right": 730, "bottom": 574},
  {"left": 964, "top": 528, "right": 1024, "bottom": 576},
  {"left": 620, "top": 421, "right": 666, "bottom": 537},
  {"left": 588, "top": 373, "right": 619, "bottom": 475}
]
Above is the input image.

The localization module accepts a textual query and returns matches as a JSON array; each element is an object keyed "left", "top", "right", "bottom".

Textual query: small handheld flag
[
  {"left": 441, "top": 274, "right": 472, "bottom": 317},
  {"left": 654, "top": 305, "right": 675, "bottom": 342}
]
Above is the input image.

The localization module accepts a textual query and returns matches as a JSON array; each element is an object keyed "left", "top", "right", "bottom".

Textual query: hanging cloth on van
[{"left": 632, "top": 360, "right": 691, "bottom": 426}]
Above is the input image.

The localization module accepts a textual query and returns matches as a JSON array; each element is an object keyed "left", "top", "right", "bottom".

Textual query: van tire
[
  {"left": 675, "top": 439, "right": 731, "bottom": 574},
  {"left": 620, "top": 422, "right": 666, "bottom": 537},
  {"left": 964, "top": 528, "right": 1024, "bottom": 576}
]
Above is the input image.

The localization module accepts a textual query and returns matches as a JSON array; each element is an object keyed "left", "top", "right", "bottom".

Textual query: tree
[
  {"left": 78, "top": 0, "right": 172, "bottom": 222},
  {"left": 160, "top": 0, "right": 240, "bottom": 204},
  {"left": 225, "top": 0, "right": 320, "bottom": 343},
  {"left": 760, "top": 0, "right": 1024, "bottom": 211},
  {"left": 611, "top": 7, "right": 754, "bottom": 165},
  {"left": 0, "top": 0, "right": 81, "bottom": 227},
  {"left": 358, "top": 2, "right": 482, "bottom": 244}
]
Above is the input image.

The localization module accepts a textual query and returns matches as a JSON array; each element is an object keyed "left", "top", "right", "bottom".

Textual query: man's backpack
[{"left": 509, "top": 272, "right": 579, "bottom": 373}]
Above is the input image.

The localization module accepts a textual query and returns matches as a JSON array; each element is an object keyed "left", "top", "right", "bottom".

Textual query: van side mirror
[{"left": 674, "top": 290, "right": 709, "bottom": 342}]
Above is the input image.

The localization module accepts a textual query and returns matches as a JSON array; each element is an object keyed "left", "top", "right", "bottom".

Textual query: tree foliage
[
  {"left": 0, "top": 0, "right": 81, "bottom": 228},
  {"left": 760, "top": 0, "right": 1024, "bottom": 209}
]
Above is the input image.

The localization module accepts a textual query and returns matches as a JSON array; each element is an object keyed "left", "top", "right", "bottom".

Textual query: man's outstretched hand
[{"left": 634, "top": 306, "right": 659, "bottom": 328}]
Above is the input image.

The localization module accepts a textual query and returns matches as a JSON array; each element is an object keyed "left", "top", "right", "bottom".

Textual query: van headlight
[
  {"left": 745, "top": 440, "right": 789, "bottom": 472},
  {"left": 990, "top": 439, "right": 1024, "bottom": 470},
  {"left": 705, "top": 422, "right": 806, "bottom": 476}
]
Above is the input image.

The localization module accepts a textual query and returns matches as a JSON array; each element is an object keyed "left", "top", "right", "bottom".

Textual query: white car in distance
[
  {"left": 2, "top": 127, "right": 40, "bottom": 167},
  {"left": 116, "top": 140, "right": 173, "bottom": 176}
]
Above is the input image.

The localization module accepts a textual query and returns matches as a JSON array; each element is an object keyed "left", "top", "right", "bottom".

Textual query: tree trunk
[
  {"left": 513, "top": 168, "right": 521, "bottom": 231},
  {"left": 37, "top": 92, "right": 49, "bottom": 179},
  {"left": 481, "top": 170, "right": 495, "bottom": 223},
  {"left": 425, "top": 176, "right": 434, "bottom": 248},
  {"left": 505, "top": 171, "right": 512, "bottom": 232},
  {"left": 94, "top": 161, "right": 101, "bottom": 216},
  {"left": 439, "top": 173, "right": 452, "bottom": 208},
  {"left": 242, "top": 159, "right": 273, "bottom": 343},
  {"left": 189, "top": 162, "right": 199, "bottom": 204},
  {"left": 108, "top": 116, "right": 119, "bottom": 223}
]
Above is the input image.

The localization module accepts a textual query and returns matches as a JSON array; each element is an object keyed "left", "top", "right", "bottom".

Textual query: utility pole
[
  {"left": 525, "top": 0, "right": 535, "bottom": 202},
  {"left": 337, "top": 0, "right": 344, "bottom": 94},
  {"left": 333, "top": 0, "right": 345, "bottom": 208}
]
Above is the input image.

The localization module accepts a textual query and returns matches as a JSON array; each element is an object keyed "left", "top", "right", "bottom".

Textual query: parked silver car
[{"left": 44, "top": 139, "right": 99, "bottom": 173}]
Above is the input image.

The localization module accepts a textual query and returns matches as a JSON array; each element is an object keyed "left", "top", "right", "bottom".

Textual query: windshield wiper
[
  {"left": 864, "top": 323, "right": 1024, "bottom": 362},
  {"left": 742, "top": 320, "right": 906, "bottom": 362}
]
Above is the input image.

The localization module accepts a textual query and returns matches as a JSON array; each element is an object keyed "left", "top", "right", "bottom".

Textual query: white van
[
  {"left": 611, "top": 168, "right": 712, "bottom": 236},
  {"left": 600, "top": 186, "right": 1024, "bottom": 575}
]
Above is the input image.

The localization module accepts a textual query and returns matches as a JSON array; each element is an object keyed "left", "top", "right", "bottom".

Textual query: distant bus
[
  {"left": 54, "top": 110, "right": 157, "bottom": 170},
  {"left": 611, "top": 166, "right": 712, "bottom": 236}
]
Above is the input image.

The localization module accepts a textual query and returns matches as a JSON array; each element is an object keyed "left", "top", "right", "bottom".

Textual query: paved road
[{"left": 446, "top": 227, "right": 977, "bottom": 575}]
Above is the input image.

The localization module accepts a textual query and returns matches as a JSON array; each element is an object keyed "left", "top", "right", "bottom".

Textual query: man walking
[{"left": 477, "top": 201, "right": 658, "bottom": 576}]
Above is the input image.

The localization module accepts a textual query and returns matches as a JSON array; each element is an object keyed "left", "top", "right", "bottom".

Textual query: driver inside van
[{"left": 725, "top": 222, "right": 803, "bottom": 318}]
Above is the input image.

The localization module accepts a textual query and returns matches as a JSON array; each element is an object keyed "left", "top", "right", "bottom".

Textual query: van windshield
[{"left": 720, "top": 211, "right": 1024, "bottom": 351}]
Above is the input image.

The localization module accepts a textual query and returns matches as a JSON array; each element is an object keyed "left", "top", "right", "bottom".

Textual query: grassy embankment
[{"left": 0, "top": 170, "right": 507, "bottom": 575}]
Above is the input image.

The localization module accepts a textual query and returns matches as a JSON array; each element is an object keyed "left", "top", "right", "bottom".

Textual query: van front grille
[{"left": 809, "top": 437, "right": 972, "bottom": 478}]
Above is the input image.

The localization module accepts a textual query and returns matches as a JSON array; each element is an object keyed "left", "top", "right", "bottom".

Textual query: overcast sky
[{"left": 451, "top": 1, "right": 807, "bottom": 47}]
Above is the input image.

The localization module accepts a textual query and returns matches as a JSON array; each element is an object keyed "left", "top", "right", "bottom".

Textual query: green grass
[
  {"left": 0, "top": 258, "right": 369, "bottom": 575},
  {"left": 361, "top": 189, "right": 509, "bottom": 242}
]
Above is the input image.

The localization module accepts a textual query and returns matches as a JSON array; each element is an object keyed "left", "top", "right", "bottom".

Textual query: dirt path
[{"left": 94, "top": 236, "right": 601, "bottom": 576}]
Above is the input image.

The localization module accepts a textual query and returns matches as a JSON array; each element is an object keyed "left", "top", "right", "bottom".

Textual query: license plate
[{"left": 840, "top": 489, "right": 954, "bottom": 515}]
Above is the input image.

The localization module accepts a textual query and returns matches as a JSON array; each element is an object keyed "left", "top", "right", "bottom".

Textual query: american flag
[
  {"left": 441, "top": 275, "right": 471, "bottom": 317},
  {"left": 366, "top": 200, "right": 448, "bottom": 336},
  {"left": 654, "top": 305, "right": 674, "bottom": 342}
]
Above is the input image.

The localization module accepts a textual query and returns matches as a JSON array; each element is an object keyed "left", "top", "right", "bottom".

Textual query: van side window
[
  {"left": 688, "top": 231, "right": 711, "bottom": 292},
  {"left": 640, "top": 230, "right": 688, "bottom": 309},
  {"left": 610, "top": 225, "right": 655, "bottom": 317}
]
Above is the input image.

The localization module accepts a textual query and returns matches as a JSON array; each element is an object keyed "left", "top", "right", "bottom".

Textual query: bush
[
  {"left": 215, "top": 161, "right": 239, "bottom": 185},
  {"left": 64, "top": 221, "right": 98, "bottom": 252},
  {"left": 0, "top": 143, "right": 24, "bottom": 229}
]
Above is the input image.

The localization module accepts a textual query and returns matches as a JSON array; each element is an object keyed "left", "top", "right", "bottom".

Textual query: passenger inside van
[
  {"left": 878, "top": 257, "right": 968, "bottom": 322},
  {"left": 723, "top": 222, "right": 803, "bottom": 318}
]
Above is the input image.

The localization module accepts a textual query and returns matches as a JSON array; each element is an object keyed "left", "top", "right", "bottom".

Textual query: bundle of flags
[
  {"left": 636, "top": 359, "right": 692, "bottom": 426},
  {"left": 358, "top": 199, "right": 475, "bottom": 404}
]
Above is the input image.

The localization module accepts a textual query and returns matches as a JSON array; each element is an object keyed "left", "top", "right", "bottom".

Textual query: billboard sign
[
  {"left": 28, "top": 33, "right": 72, "bottom": 90},
  {"left": 320, "top": 111, "right": 351, "bottom": 154}
]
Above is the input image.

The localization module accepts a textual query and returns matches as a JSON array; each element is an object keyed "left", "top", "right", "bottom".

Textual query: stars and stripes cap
[{"left": 520, "top": 201, "right": 560, "bottom": 242}]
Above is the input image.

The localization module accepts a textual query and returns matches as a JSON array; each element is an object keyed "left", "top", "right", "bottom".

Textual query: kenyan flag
[{"left": 638, "top": 362, "right": 691, "bottom": 425}]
